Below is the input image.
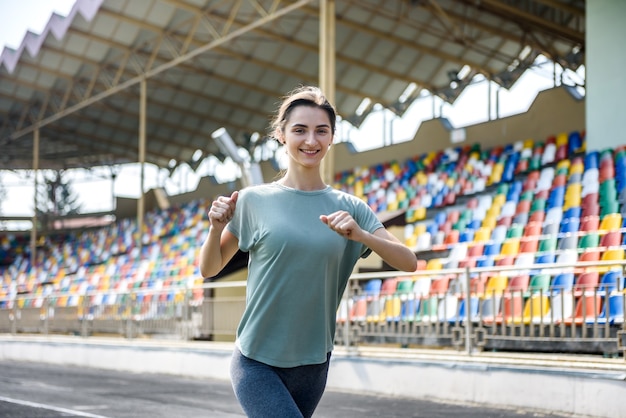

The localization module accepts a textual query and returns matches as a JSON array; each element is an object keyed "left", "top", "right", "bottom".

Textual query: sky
[
  {"left": 0, "top": 0, "right": 585, "bottom": 226},
  {"left": 0, "top": 0, "right": 77, "bottom": 50}
]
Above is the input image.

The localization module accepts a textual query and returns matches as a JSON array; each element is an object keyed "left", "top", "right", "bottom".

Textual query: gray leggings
[{"left": 230, "top": 348, "right": 331, "bottom": 418}]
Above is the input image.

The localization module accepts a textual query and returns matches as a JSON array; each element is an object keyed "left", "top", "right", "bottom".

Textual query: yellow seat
[
  {"left": 481, "top": 215, "right": 497, "bottom": 230},
  {"left": 500, "top": 238, "right": 521, "bottom": 256},
  {"left": 599, "top": 213, "right": 622, "bottom": 232},
  {"left": 484, "top": 275, "right": 509, "bottom": 298},
  {"left": 598, "top": 248, "right": 625, "bottom": 273},
  {"left": 513, "top": 294, "right": 551, "bottom": 325},
  {"left": 426, "top": 258, "right": 443, "bottom": 271}
]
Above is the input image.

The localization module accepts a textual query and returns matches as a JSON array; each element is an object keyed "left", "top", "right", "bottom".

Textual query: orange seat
[
  {"left": 573, "top": 271, "right": 600, "bottom": 296},
  {"left": 562, "top": 294, "right": 603, "bottom": 325},
  {"left": 520, "top": 236, "right": 539, "bottom": 253}
]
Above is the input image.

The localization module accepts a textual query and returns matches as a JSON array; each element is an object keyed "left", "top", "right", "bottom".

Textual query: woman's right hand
[{"left": 208, "top": 191, "right": 239, "bottom": 230}]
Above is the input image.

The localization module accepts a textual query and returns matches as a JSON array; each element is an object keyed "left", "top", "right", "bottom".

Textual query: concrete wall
[{"left": 0, "top": 336, "right": 623, "bottom": 418}]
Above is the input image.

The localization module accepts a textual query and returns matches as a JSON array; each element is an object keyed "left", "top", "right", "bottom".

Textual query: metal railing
[{"left": 1, "top": 260, "right": 625, "bottom": 359}]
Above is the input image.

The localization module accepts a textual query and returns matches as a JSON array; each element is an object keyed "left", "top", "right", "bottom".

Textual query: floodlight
[{"left": 212, "top": 127, "right": 244, "bottom": 164}]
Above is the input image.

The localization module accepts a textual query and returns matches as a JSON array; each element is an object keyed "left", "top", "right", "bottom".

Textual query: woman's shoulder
[{"left": 238, "top": 183, "right": 281, "bottom": 199}]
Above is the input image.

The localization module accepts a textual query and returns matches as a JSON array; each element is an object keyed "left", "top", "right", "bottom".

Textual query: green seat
[
  {"left": 519, "top": 190, "right": 534, "bottom": 201},
  {"left": 525, "top": 274, "right": 551, "bottom": 297},
  {"left": 507, "top": 224, "right": 524, "bottom": 239},
  {"left": 414, "top": 296, "right": 438, "bottom": 322},
  {"left": 578, "top": 232, "right": 599, "bottom": 250},
  {"left": 600, "top": 200, "right": 619, "bottom": 217},
  {"left": 530, "top": 198, "right": 546, "bottom": 214},
  {"left": 538, "top": 236, "right": 557, "bottom": 253}
]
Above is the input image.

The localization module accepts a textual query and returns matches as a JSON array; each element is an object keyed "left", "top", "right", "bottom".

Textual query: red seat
[
  {"left": 523, "top": 222, "right": 542, "bottom": 237},
  {"left": 574, "top": 271, "right": 600, "bottom": 296},
  {"left": 582, "top": 203, "right": 600, "bottom": 218},
  {"left": 504, "top": 275, "right": 530, "bottom": 297},
  {"left": 562, "top": 294, "right": 603, "bottom": 325},
  {"left": 600, "top": 230, "right": 621, "bottom": 248},
  {"left": 497, "top": 215, "right": 513, "bottom": 227},
  {"left": 579, "top": 215, "right": 599, "bottom": 232},
  {"left": 516, "top": 200, "right": 531, "bottom": 215},
  {"left": 467, "top": 243, "right": 485, "bottom": 258},
  {"left": 429, "top": 276, "right": 452, "bottom": 296},
  {"left": 520, "top": 236, "right": 539, "bottom": 253},
  {"left": 582, "top": 192, "right": 598, "bottom": 208},
  {"left": 496, "top": 255, "right": 515, "bottom": 266},
  {"left": 528, "top": 211, "right": 546, "bottom": 223},
  {"left": 579, "top": 249, "right": 601, "bottom": 264}
]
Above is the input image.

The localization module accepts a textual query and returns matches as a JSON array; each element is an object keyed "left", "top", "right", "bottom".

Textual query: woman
[{"left": 199, "top": 85, "right": 417, "bottom": 417}]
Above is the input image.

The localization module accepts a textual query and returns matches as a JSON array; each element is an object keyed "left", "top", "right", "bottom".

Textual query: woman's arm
[
  {"left": 320, "top": 211, "right": 417, "bottom": 272},
  {"left": 358, "top": 228, "right": 418, "bottom": 272},
  {"left": 199, "top": 191, "right": 240, "bottom": 279}
]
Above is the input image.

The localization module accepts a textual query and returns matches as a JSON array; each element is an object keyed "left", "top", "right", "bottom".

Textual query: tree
[{"left": 35, "top": 170, "right": 82, "bottom": 231}]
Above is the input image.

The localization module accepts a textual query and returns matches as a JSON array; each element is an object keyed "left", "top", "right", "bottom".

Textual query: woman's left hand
[{"left": 320, "top": 211, "right": 364, "bottom": 241}]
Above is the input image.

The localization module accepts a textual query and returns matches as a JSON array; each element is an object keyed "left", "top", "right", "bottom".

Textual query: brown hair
[{"left": 270, "top": 85, "right": 337, "bottom": 141}]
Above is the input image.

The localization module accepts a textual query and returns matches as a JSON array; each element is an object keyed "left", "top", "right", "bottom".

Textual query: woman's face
[{"left": 280, "top": 105, "right": 333, "bottom": 170}]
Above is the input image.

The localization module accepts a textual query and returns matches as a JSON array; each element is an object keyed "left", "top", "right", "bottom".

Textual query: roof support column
[
  {"left": 30, "top": 128, "right": 40, "bottom": 265},
  {"left": 137, "top": 78, "right": 147, "bottom": 254},
  {"left": 319, "top": 0, "right": 336, "bottom": 185}
]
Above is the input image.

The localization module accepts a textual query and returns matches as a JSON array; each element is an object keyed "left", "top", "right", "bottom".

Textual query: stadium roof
[{"left": 0, "top": 0, "right": 585, "bottom": 171}]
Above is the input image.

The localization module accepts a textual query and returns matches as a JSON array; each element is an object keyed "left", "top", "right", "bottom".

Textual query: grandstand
[{"left": 2, "top": 1, "right": 626, "bottom": 417}]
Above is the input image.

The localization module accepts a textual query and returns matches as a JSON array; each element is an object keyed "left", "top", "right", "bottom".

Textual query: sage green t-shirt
[{"left": 226, "top": 182, "right": 383, "bottom": 367}]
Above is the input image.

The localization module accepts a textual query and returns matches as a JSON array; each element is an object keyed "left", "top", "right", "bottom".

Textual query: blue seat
[
  {"left": 548, "top": 186, "right": 565, "bottom": 209},
  {"left": 563, "top": 206, "right": 582, "bottom": 219},
  {"left": 476, "top": 256, "right": 495, "bottom": 268},
  {"left": 597, "top": 271, "right": 624, "bottom": 296},
  {"left": 536, "top": 252, "right": 556, "bottom": 265},
  {"left": 550, "top": 273, "right": 575, "bottom": 294},
  {"left": 559, "top": 217, "right": 580, "bottom": 234},
  {"left": 448, "top": 296, "right": 480, "bottom": 324},
  {"left": 585, "top": 151, "right": 599, "bottom": 170},
  {"left": 568, "top": 131, "right": 583, "bottom": 154},
  {"left": 483, "top": 242, "right": 502, "bottom": 257},
  {"left": 589, "top": 294, "right": 624, "bottom": 325},
  {"left": 459, "top": 229, "right": 474, "bottom": 243}
]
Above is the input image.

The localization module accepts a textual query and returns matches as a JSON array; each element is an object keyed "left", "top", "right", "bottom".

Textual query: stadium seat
[
  {"left": 599, "top": 213, "right": 622, "bottom": 232},
  {"left": 597, "top": 271, "right": 624, "bottom": 296},
  {"left": 578, "top": 232, "right": 600, "bottom": 250},
  {"left": 437, "top": 295, "right": 460, "bottom": 322},
  {"left": 429, "top": 276, "right": 452, "bottom": 296},
  {"left": 592, "top": 294, "right": 624, "bottom": 325},
  {"left": 448, "top": 296, "right": 480, "bottom": 324},
  {"left": 579, "top": 215, "right": 600, "bottom": 232},
  {"left": 562, "top": 294, "right": 603, "bottom": 325},
  {"left": 550, "top": 272, "right": 575, "bottom": 294},
  {"left": 500, "top": 238, "right": 520, "bottom": 257},
  {"left": 548, "top": 292, "right": 575, "bottom": 324},
  {"left": 560, "top": 217, "right": 580, "bottom": 234},
  {"left": 523, "top": 222, "right": 542, "bottom": 237},
  {"left": 526, "top": 274, "right": 551, "bottom": 296},
  {"left": 574, "top": 272, "right": 600, "bottom": 296},
  {"left": 520, "top": 236, "right": 539, "bottom": 253},
  {"left": 498, "top": 293, "right": 525, "bottom": 324},
  {"left": 600, "top": 230, "right": 622, "bottom": 248},
  {"left": 517, "top": 294, "right": 550, "bottom": 324},
  {"left": 557, "top": 234, "right": 578, "bottom": 251},
  {"left": 504, "top": 275, "right": 530, "bottom": 297},
  {"left": 484, "top": 275, "right": 508, "bottom": 298},
  {"left": 538, "top": 235, "right": 558, "bottom": 253},
  {"left": 598, "top": 248, "right": 625, "bottom": 272},
  {"left": 478, "top": 296, "right": 502, "bottom": 325},
  {"left": 496, "top": 255, "right": 515, "bottom": 267}
]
